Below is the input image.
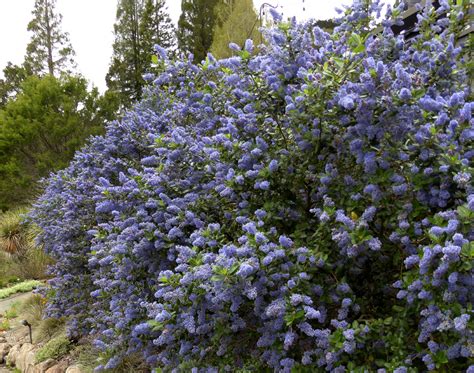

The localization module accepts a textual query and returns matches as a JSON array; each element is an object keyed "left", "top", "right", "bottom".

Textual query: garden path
[{"left": 0, "top": 292, "right": 33, "bottom": 316}]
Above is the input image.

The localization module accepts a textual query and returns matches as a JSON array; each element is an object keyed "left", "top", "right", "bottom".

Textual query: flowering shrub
[{"left": 31, "top": 0, "right": 473, "bottom": 371}]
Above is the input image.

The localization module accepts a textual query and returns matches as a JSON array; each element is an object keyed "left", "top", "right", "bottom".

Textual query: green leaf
[
  {"left": 239, "top": 50, "right": 251, "bottom": 60},
  {"left": 457, "top": 205, "right": 473, "bottom": 220},
  {"left": 333, "top": 57, "right": 345, "bottom": 69},
  {"left": 348, "top": 33, "right": 365, "bottom": 53},
  {"left": 412, "top": 88, "right": 426, "bottom": 100},
  {"left": 148, "top": 320, "right": 165, "bottom": 331},
  {"left": 433, "top": 350, "right": 448, "bottom": 364},
  {"left": 151, "top": 55, "right": 159, "bottom": 65},
  {"left": 463, "top": 242, "right": 474, "bottom": 258}
]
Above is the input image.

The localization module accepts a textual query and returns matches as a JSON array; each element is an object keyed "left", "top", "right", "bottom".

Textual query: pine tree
[
  {"left": 23, "top": 0, "right": 76, "bottom": 76},
  {"left": 107, "top": 0, "right": 175, "bottom": 109},
  {"left": 140, "top": 0, "right": 175, "bottom": 75},
  {"left": 0, "top": 75, "right": 111, "bottom": 209},
  {"left": 177, "top": 0, "right": 222, "bottom": 63},
  {"left": 210, "top": 0, "right": 259, "bottom": 59}
]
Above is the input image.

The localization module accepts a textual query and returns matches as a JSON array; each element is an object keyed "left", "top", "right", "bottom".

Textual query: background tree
[
  {"left": 314, "top": 19, "right": 336, "bottom": 32},
  {"left": 0, "top": 63, "right": 30, "bottom": 109},
  {"left": 140, "top": 0, "right": 175, "bottom": 64},
  {"left": 106, "top": 0, "right": 175, "bottom": 110},
  {"left": 0, "top": 0, "right": 75, "bottom": 111},
  {"left": 23, "top": 0, "right": 76, "bottom": 77},
  {"left": 106, "top": 0, "right": 142, "bottom": 108},
  {"left": 0, "top": 75, "right": 112, "bottom": 210},
  {"left": 177, "top": 0, "right": 221, "bottom": 63},
  {"left": 210, "top": 0, "right": 259, "bottom": 59}
]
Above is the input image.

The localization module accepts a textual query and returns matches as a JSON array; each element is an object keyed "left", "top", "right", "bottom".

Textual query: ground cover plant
[
  {"left": 0, "top": 280, "right": 42, "bottom": 300},
  {"left": 31, "top": 0, "right": 473, "bottom": 371}
]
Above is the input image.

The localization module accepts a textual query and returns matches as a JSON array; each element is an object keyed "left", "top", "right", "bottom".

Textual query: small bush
[
  {"left": 35, "top": 334, "right": 72, "bottom": 363},
  {"left": 0, "top": 319, "right": 10, "bottom": 331}
]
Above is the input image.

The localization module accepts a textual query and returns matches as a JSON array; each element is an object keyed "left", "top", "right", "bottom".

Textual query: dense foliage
[
  {"left": 0, "top": 75, "right": 115, "bottom": 209},
  {"left": 32, "top": 0, "right": 473, "bottom": 371}
]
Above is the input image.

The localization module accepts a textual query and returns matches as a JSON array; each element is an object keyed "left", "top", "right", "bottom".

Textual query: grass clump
[
  {"left": 34, "top": 317, "right": 66, "bottom": 343},
  {"left": 11, "top": 248, "right": 52, "bottom": 280},
  {"left": 0, "top": 208, "right": 52, "bottom": 284},
  {"left": 0, "top": 280, "right": 42, "bottom": 299},
  {"left": 0, "top": 319, "right": 10, "bottom": 331},
  {"left": 0, "top": 207, "right": 33, "bottom": 256},
  {"left": 20, "top": 294, "right": 47, "bottom": 325},
  {"left": 35, "top": 334, "right": 72, "bottom": 363},
  {"left": 3, "top": 301, "right": 20, "bottom": 319},
  {"left": 73, "top": 344, "right": 148, "bottom": 373}
]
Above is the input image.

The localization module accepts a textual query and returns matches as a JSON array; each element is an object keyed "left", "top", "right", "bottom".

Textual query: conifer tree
[
  {"left": 23, "top": 0, "right": 76, "bottom": 76},
  {"left": 1, "top": 0, "right": 75, "bottom": 107},
  {"left": 177, "top": 0, "right": 221, "bottom": 63},
  {"left": 140, "top": 0, "right": 175, "bottom": 74},
  {"left": 107, "top": 0, "right": 175, "bottom": 109}
]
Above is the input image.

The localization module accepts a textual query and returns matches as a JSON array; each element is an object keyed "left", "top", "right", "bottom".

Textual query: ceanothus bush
[{"left": 31, "top": 0, "right": 473, "bottom": 371}]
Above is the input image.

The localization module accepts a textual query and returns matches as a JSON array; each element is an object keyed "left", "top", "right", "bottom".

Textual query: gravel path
[{"left": 0, "top": 291, "right": 33, "bottom": 316}]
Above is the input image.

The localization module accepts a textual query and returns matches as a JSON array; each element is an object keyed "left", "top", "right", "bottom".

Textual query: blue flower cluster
[{"left": 31, "top": 1, "right": 472, "bottom": 371}]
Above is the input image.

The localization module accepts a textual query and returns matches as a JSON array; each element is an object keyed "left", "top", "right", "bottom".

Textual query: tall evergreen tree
[
  {"left": 23, "top": 0, "right": 76, "bottom": 76},
  {"left": 177, "top": 0, "right": 222, "bottom": 63},
  {"left": 210, "top": 0, "right": 259, "bottom": 59},
  {"left": 139, "top": 0, "right": 175, "bottom": 78},
  {"left": 106, "top": 0, "right": 174, "bottom": 109},
  {"left": 0, "top": 0, "right": 75, "bottom": 108},
  {"left": 107, "top": 0, "right": 142, "bottom": 107}
]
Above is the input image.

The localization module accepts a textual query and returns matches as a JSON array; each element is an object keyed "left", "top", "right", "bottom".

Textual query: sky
[{"left": 0, "top": 0, "right": 354, "bottom": 92}]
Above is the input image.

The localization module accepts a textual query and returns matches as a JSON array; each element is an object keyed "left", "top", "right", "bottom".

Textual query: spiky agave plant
[{"left": 0, "top": 207, "right": 34, "bottom": 257}]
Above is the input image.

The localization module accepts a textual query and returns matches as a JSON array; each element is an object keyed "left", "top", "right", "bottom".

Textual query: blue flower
[
  {"left": 339, "top": 96, "right": 355, "bottom": 110},
  {"left": 399, "top": 88, "right": 412, "bottom": 101},
  {"left": 279, "top": 235, "right": 293, "bottom": 248},
  {"left": 236, "top": 262, "right": 256, "bottom": 278}
]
